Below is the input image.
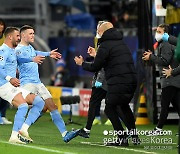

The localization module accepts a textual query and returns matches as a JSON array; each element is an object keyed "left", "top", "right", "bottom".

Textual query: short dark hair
[
  {"left": 158, "top": 24, "right": 170, "bottom": 34},
  {"left": 4, "top": 27, "right": 19, "bottom": 37},
  {"left": 20, "top": 25, "right": 34, "bottom": 33},
  {"left": 0, "top": 18, "right": 6, "bottom": 34}
]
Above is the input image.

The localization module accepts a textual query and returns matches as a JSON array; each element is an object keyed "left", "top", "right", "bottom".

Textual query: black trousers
[
  {"left": 157, "top": 86, "right": 180, "bottom": 129},
  {"left": 95, "top": 102, "right": 101, "bottom": 117},
  {"left": 0, "top": 98, "right": 9, "bottom": 117},
  {"left": 85, "top": 87, "right": 107, "bottom": 130},
  {"left": 179, "top": 120, "right": 180, "bottom": 153},
  {"left": 104, "top": 85, "right": 136, "bottom": 138}
]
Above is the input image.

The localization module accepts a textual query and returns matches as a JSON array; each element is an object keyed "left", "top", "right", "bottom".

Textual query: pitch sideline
[
  {"left": 81, "top": 141, "right": 158, "bottom": 154},
  {"left": 0, "top": 140, "right": 77, "bottom": 154}
]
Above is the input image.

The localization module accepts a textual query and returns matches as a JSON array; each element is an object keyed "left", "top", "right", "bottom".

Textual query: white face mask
[
  {"left": 155, "top": 32, "right": 163, "bottom": 42},
  {"left": 96, "top": 33, "right": 101, "bottom": 39}
]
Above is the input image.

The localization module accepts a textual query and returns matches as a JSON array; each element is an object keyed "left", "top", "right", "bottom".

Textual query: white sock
[
  {"left": 11, "top": 131, "right": 18, "bottom": 138},
  {"left": 20, "top": 123, "right": 30, "bottom": 132},
  {"left": 62, "top": 131, "right": 68, "bottom": 137},
  {"left": 84, "top": 128, "right": 90, "bottom": 132}
]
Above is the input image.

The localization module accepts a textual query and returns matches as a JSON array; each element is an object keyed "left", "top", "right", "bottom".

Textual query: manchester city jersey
[
  {"left": 0, "top": 43, "right": 17, "bottom": 86},
  {"left": 15, "top": 44, "right": 41, "bottom": 85}
]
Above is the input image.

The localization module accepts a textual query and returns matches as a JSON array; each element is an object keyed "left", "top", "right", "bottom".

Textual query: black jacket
[
  {"left": 169, "top": 35, "right": 177, "bottom": 46},
  {"left": 82, "top": 28, "right": 137, "bottom": 93},
  {"left": 150, "top": 41, "right": 180, "bottom": 88},
  {"left": 92, "top": 68, "right": 107, "bottom": 91}
]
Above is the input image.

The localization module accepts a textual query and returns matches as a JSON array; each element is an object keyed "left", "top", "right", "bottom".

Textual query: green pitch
[{"left": 0, "top": 109, "right": 178, "bottom": 154}]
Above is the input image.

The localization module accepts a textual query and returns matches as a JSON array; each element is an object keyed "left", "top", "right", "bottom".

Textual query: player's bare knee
[
  {"left": 45, "top": 98, "right": 57, "bottom": 111},
  {"left": 42, "top": 106, "right": 48, "bottom": 113},
  {"left": 25, "top": 93, "right": 36, "bottom": 105},
  {"left": 13, "top": 93, "right": 26, "bottom": 103},
  {"left": 12, "top": 93, "right": 27, "bottom": 107}
]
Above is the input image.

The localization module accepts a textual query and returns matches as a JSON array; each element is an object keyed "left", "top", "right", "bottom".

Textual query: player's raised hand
[
  {"left": 50, "top": 48, "right": 61, "bottom": 60},
  {"left": 87, "top": 46, "right": 96, "bottom": 57},
  {"left": 33, "top": 55, "right": 45, "bottom": 64},
  {"left": 10, "top": 78, "right": 20, "bottom": 87},
  {"left": 74, "top": 55, "right": 84, "bottom": 66}
]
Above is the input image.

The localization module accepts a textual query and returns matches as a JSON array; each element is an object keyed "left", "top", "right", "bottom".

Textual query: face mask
[
  {"left": 96, "top": 33, "right": 101, "bottom": 39},
  {"left": 155, "top": 32, "right": 163, "bottom": 42}
]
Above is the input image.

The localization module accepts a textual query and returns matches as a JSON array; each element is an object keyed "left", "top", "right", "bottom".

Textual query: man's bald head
[
  {"left": 99, "top": 22, "right": 113, "bottom": 31},
  {"left": 97, "top": 21, "right": 113, "bottom": 38}
]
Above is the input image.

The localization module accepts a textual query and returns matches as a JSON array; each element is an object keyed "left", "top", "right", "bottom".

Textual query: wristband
[{"left": 5, "top": 76, "right": 12, "bottom": 81}]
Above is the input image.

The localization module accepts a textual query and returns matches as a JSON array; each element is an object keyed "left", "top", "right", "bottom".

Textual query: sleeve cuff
[
  {"left": 5, "top": 76, "right": 12, "bottom": 81},
  {"left": 47, "top": 52, "right": 50, "bottom": 56}
]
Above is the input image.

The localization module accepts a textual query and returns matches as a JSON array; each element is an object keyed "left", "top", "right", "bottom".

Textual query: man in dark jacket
[
  {"left": 74, "top": 22, "right": 138, "bottom": 146},
  {"left": 142, "top": 24, "right": 180, "bottom": 135},
  {"left": 161, "top": 33, "right": 179, "bottom": 152},
  {"left": 78, "top": 45, "right": 107, "bottom": 138},
  {"left": 77, "top": 21, "right": 108, "bottom": 138}
]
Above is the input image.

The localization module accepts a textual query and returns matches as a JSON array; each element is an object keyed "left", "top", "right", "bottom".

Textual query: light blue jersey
[
  {"left": 15, "top": 44, "right": 50, "bottom": 85},
  {"left": 0, "top": 44, "right": 17, "bottom": 86}
]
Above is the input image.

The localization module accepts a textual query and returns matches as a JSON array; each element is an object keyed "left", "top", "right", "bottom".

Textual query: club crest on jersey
[
  {"left": 0, "top": 56, "right": 4, "bottom": 61},
  {"left": 16, "top": 51, "right": 21, "bottom": 55}
]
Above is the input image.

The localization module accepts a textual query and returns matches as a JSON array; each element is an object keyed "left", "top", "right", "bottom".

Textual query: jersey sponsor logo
[{"left": 0, "top": 56, "right": 4, "bottom": 61}]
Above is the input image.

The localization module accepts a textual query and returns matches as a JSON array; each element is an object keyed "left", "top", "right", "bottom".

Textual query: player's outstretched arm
[
  {"left": 50, "top": 48, "right": 62, "bottom": 60},
  {"left": 35, "top": 48, "right": 61, "bottom": 60}
]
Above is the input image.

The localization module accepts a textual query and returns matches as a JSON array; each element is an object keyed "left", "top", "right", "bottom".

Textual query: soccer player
[
  {"left": 0, "top": 18, "right": 13, "bottom": 125},
  {"left": 0, "top": 27, "right": 45, "bottom": 144},
  {"left": 15, "top": 25, "right": 79, "bottom": 143}
]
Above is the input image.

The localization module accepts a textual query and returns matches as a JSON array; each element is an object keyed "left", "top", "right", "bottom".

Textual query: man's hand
[
  {"left": 74, "top": 55, "right": 84, "bottom": 66},
  {"left": 95, "top": 81, "right": 102, "bottom": 88},
  {"left": 33, "top": 55, "right": 45, "bottom": 64},
  {"left": 162, "top": 65, "right": 172, "bottom": 78},
  {"left": 10, "top": 78, "right": 20, "bottom": 87},
  {"left": 87, "top": 46, "right": 96, "bottom": 57},
  {"left": 50, "top": 48, "right": 62, "bottom": 60},
  {"left": 142, "top": 50, "right": 152, "bottom": 61}
]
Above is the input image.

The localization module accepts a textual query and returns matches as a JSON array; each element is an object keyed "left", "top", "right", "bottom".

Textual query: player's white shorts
[
  {"left": 21, "top": 83, "right": 52, "bottom": 100},
  {"left": 0, "top": 82, "right": 30, "bottom": 104}
]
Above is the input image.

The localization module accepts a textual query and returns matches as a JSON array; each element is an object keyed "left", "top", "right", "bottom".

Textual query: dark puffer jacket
[
  {"left": 82, "top": 28, "right": 137, "bottom": 94},
  {"left": 92, "top": 68, "right": 107, "bottom": 91}
]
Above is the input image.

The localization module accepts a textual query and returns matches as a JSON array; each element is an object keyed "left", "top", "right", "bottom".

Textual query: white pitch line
[
  {"left": 81, "top": 142, "right": 158, "bottom": 154},
  {"left": 0, "top": 141, "right": 76, "bottom": 154}
]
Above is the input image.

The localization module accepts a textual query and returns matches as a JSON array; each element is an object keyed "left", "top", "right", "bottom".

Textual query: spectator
[{"left": 51, "top": 59, "right": 70, "bottom": 87}]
